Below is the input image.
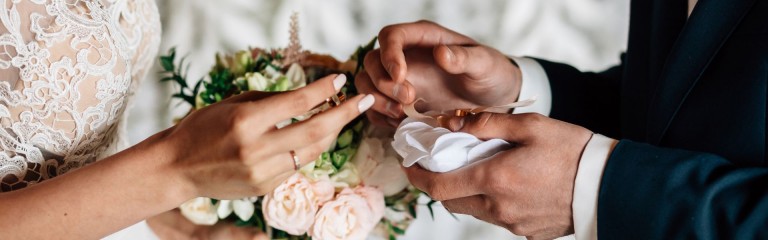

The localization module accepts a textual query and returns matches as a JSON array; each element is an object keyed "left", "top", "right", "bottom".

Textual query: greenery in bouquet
[{"left": 160, "top": 16, "right": 434, "bottom": 240}]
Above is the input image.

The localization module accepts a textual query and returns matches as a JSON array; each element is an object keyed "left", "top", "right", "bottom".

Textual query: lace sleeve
[{"left": 0, "top": 0, "right": 161, "bottom": 192}]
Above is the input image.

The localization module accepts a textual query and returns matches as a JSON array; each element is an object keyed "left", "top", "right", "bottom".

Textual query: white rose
[
  {"left": 216, "top": 197, "right": 258, "bottom": 221},
  {"left": 310, "top": 186, "right": 385, "bottom": 240},
  {"left": 179, "top": 197, "right": 218, "bottom": 225},
  {"left": 262, "top": 173, "right": 334, "bottom": 235},
  {"left": 353, "top": 137, "right": 410, "bottom": 196}
]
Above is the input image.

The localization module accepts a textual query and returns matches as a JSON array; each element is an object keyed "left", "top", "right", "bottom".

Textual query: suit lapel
[{"left": 646, "top": 0, "right": 756, "bottom": 144}]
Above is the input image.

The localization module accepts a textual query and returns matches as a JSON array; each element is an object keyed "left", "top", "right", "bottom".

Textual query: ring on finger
[{"left": 289, "top": 150, "right": 301, "bottom": 171}]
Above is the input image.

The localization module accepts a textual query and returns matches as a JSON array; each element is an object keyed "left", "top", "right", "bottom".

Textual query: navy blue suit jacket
[{"left": 535, "top": 0, "right": 767, "bottom": 238}]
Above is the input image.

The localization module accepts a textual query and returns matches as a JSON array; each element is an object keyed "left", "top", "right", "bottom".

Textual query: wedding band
[{"left": 289, "top": 150, "right": 301, "bottom": 171}]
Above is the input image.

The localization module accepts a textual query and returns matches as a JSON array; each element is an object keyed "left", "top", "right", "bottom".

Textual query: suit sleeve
[
  {"left": 533, "top": 57, "right": 624, "bottom": 138},
  {"left": 598, "top": 140, "right": 768, "bottom": 239}
]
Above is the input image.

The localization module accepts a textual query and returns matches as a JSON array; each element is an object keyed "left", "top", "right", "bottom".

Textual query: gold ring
[{"left": 289, "top": 150, "right": 301, "bottom": 171}]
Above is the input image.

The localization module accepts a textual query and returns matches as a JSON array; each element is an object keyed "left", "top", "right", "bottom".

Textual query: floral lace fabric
[{"left": 0, "top": 0, "right": 161, "bottom": 192}]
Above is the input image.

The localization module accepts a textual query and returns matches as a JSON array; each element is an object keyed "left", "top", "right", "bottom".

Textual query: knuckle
[
  {"left": 289, "top": 91, "right": 312, "bottom": 111},
  {"left": 229, "top": 105, "right": 251, "bottom": 133},
  {"left": 305, "top": 123, "right": 328, "bottom": 142},
  {"left": 508, "top": 224, "right": 529, "bottom": 236},
  {"left": 521, "top": 113, "right": 545, "bottom": 125},
  {"left": 415, "top": 19, "right": 435, "bottom": 25},
  {"left": 378, "top": 25, "right": 397, "bottom": 38},
  {"left": 249, "top": 170, "right": 267, "bottom": 185},
  {"left": 237, "top": 148, "right": 251, "bottom": 162},
  {"left": 425, "top": 181, "right": 448, "bottom": 201},
  {"left": 363, "top": 50, "right": 380, "bottom": 66}
]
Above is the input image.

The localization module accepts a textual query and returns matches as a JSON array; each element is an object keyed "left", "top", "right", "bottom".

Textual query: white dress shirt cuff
[
  {"left": 509, "top": 56, "right": 552, "bottom": 116},
  {"left": 572, "top": 134, "right": 618, "bottom": 240}
]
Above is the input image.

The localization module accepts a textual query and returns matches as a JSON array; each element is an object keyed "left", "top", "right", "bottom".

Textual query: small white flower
[
  {"left": 179, "top": 197, "right": 219, "bottom": 225},
  {"left": 245, "top": 72, "right": 271, "bottom": 91},
  {"left": 216, "top": 197, "right": 258, "bottom": 221},
  {"left": 285, "top": 63, "right": 307, "bottom": 89},
  {"left": 329, "top": 162, "right": 361, "bottom": 189}
]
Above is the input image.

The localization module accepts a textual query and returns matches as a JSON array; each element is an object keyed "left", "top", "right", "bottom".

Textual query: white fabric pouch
[{"left": 392, "top": 117, "right": 510, "bottom": 173}]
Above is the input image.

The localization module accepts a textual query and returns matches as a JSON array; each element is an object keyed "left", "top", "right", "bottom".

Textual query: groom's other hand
[
  {"left": 356, "top": 20, "right": 522, "bottom": 127},
  {"left": 404, "top": 112, "right": 593, "bottom": 239}
]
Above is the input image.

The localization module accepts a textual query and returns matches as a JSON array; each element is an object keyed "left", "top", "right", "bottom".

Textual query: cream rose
[
  {"left": 310, "top": 186, "right": 385, "bottom": 240},
  {"left": 262, "top": 173, "right": 334, "bottom": 235},
  {"left": 179, "top": 197, "right": 218, "bottom": 225},
  {"left": 353, "top": 137, "right": 410, "bottom": 196}
]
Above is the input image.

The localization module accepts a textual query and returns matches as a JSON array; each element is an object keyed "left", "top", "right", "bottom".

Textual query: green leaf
[
  {"left": 352, "top": 120, "right": 365, "bottom": 132},
  {"left": 331, "top": 147, "right": 356, "bottom": 169},
  {"left": 408, "top": 203, "right": 417, "bottom": 218},
  {"left": 392, "top": 227, "right": 406, "bottom": 235},
  {"left": 427, "top": 200, "right": 438, "bottom": 220},
  {"left": 336, "top": 129, "right": 354, "bottom": 148}
]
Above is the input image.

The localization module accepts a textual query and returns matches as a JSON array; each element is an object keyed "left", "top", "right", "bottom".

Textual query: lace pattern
[{"left": 0, "top": 0, "right": 161, "bottom": 191}]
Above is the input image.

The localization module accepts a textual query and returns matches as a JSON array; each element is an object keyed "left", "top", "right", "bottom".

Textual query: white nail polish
[
  {"left": 333, "top": 74, "right": 347, "bottom": 91},
  {"left": 358, "top": 94, "right": 375, "bottom": 113}
]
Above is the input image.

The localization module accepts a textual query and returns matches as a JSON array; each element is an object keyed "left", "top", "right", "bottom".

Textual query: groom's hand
[
  {"left": 355, "top": 20, "right": 522, "bottom": 127},
  {"left": 404, "top": 112, "right": 593, "bottom": 239}
]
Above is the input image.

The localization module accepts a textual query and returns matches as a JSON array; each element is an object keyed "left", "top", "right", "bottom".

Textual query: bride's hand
[
  {"left": 356, "top": 20, "right": 522, "bottom": 127},
  {"left": 164, "top": 74, "right": 373, "bottom": 199},
  {"left": 147, "top": 210, "right": 268, "bottom": 240}
]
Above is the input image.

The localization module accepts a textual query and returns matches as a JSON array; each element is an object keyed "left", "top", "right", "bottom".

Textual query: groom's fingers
[
  {"left": 403, "top": 164, "right": 484, "bottom": 201},
  {"left": 355, "top": 69, "right": 405, "bottom": 118},
  {"left": 448, "top": 112, "right": 537, "bottom": 143},
  {"left": 377, "top": 20, "right": 476, "bottom": 82},
  {"left": 363, "top": 50, "right": 416, "bottom": 104},
  {"left": 433, "top": 44, "right": 492, "bottom": 80}
]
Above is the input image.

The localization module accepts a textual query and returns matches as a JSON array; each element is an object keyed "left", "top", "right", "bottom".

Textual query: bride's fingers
[
  {"left": 249, "top": 74, "right": 346, "bottom": 125},
  {"left": 262, "top": 94, "right": 374, "bottom": 155},
  {"left": 221, "top": 91, "right": 278, "bottom": 104},
  {"left": 260, "top": 134, "right": 338, "bottom": 176},
  {"left": 355, "top": 70, "right": 404, "bottom": 118}
]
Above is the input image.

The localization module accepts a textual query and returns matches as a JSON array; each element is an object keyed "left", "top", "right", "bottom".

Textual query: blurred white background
[{"left": 128, "top": 0, "right": 629, "bottom": 239}]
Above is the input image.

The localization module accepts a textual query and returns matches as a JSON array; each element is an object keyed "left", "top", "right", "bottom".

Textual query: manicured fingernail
[
  {"left": 333, "top": 74, "right": 347, "bottom": 91},
  {"left": 392, "top": 83, "right": 410, "bottom": 103},
  {"left": 358, "top": 94, "right": 375, "bottom": 113},
  {"left": 392, "top": 83, "right": 401, "bottom": 100},
  {"left": 385, "top": 101, "right": 401, "bottom": 118},
  {"left": 443, "top": 44, "right": 455, "bottom": 62},
  {"left": 448, "top": 117, "right": 465, "bottom": 131},
  {"left": 387, "top": 63, "right": 399, "bottom": 77}
]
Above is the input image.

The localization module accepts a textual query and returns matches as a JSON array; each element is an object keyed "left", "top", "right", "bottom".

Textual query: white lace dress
[{"left": 0, "top": 0, "right": 161, "bottom": 238}]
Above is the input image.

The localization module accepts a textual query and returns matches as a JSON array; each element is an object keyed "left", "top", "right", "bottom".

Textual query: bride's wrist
[{"left": 140, "top": 127, "right": 197, "bottom": 205}]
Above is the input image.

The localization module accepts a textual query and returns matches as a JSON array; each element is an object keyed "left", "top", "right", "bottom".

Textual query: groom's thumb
[{"left": 433, "top": 44, "right": 490, "bottom": 80}]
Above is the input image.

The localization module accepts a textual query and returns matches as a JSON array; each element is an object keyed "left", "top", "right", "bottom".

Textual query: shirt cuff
[
  {"left": 509, "top": 56, "right": 552, "bottom": 116},
  {"left": 572, "top": 134, "right": 618, "bottom": 240}
]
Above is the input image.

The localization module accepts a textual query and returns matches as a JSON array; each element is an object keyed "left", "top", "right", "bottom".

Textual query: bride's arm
[
  {"left": 0, "top": 129, "right": 191, "bottom": 239},
  {"left": 0, "top": 74, "right": 372, "bottom": 239}
]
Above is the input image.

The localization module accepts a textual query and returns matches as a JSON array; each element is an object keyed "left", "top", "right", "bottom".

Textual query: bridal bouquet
[{"left": 160, "top": 16, "right": 432, "bottom": 240}]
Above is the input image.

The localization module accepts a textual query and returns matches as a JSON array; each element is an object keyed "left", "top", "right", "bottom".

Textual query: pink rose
[
  {"left": 262, "top": 173, "right": 334, "bottom": 235},
  {"left": 310, "top": 186, "right": 385, "bottom": 240}
]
